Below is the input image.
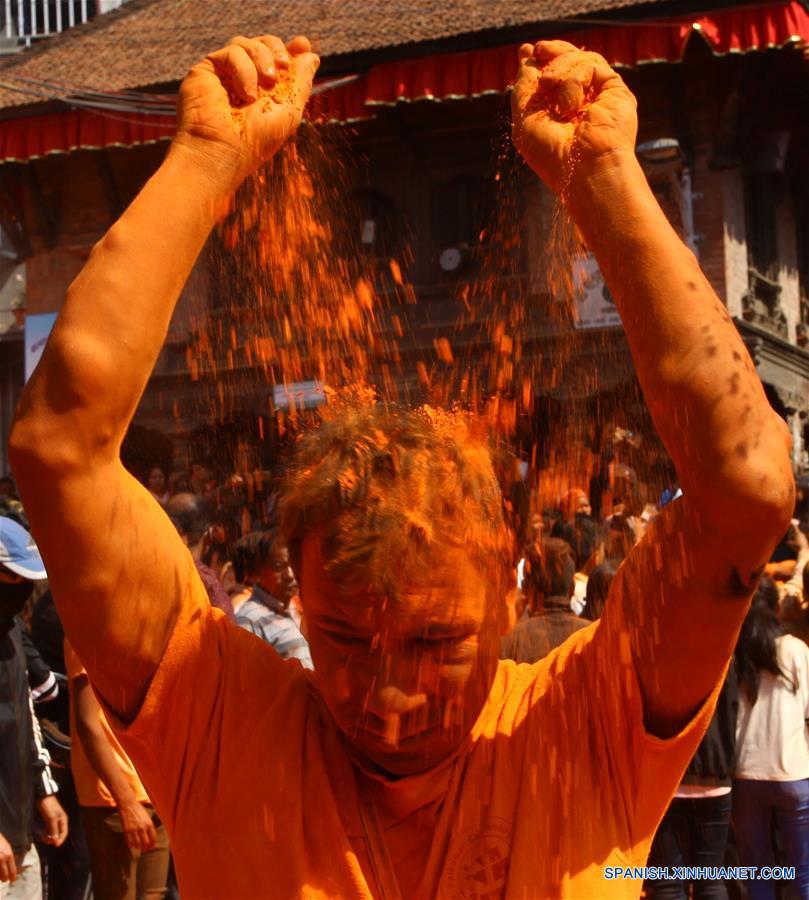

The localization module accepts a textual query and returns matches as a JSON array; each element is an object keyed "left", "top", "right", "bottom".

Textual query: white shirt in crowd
[{"left": 735, "top": 634, "right": 809, "bottom": 781}]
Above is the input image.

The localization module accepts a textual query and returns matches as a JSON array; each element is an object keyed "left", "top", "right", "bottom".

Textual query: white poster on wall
[
  {"left": 272, "top": 380, "right": 326, "bottom": 411},
  {"left": 574, "top": 254, "right": 622, "bottom": 330},
  {"left": 24, "top": 313, "right": 57, "bottom": 381}
]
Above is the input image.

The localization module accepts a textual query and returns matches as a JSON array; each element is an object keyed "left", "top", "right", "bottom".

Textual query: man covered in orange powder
[{"left": 8, "top": 33, "right": 794, "bottom": 898}]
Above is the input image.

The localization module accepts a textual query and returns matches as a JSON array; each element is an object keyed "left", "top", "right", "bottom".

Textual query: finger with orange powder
[
  {"left": 228, "top": 35, "right": 280, "bottom": 88},
  {"left": 175, "top": 33, "right": 319, "bottom": 188}
]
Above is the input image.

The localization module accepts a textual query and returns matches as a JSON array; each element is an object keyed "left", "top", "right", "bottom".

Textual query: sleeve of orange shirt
[
  {"left": 586, "top": 589, "right": 726, "bottom": 852},
  {"left": 514, "top": 607, "right": 725, "bottom": 879},
  {"left": 96, "top": 555, "right": 304, "bottom": 837}
]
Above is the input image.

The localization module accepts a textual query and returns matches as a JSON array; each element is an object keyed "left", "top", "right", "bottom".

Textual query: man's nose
[{"left": 368, "top": 684, "right": 427, "bottom": 717}]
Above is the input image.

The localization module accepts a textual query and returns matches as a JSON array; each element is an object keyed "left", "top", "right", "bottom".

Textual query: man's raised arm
[
  {"left": 511, "top": 41, "right": 794, "bottom": 734},
  {"left": 8, "top": 36, "right": 319, "bottom": 720}
]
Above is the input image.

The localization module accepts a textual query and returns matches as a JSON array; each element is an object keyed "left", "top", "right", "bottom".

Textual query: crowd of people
[{"left": 0, "top": 463, "right": 806, "bottom": 899}]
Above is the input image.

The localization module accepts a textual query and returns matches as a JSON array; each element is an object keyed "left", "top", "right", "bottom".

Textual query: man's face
[
  {"left": 0, "top": 566, "right": 32, "bottom": 631},
  {"left": 301, "top": 536, "right": 500, "bottom": 775},
  {"left": 260, "top": 544, "right": 298, "bottom": 604}
]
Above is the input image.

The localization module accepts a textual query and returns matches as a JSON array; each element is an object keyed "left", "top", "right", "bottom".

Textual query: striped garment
[
  {"left": 30, "top": 689, "right": 59, "bottom": 798},
  {"left": 235, "top": 585, "right": 313, "bottom": 669}
]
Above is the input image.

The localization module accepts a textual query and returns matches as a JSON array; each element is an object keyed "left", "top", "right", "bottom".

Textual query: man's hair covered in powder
[{"left": 279, "top": 404, "right": 514, "bottom": 613}]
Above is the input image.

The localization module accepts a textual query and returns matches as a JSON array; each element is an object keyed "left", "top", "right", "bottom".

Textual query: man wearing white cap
[{"left": 0, "top": 516, "right": 68, "bottom": 895}]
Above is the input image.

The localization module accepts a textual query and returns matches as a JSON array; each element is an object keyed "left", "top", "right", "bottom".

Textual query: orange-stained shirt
[
  {"left": 104, "top": 557, "right": 721, "bottom": 898},
  {"left": 64, "top": 639, "right": 150, "bottom": 809}
]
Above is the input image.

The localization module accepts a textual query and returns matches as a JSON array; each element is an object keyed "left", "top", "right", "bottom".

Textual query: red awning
[
  {"left": 0, "top": 108, "right": 175, "bottom": 163},
  {"left": 0, "top": 0, "right": 806, "bottom": 162},
  {"left": 347, "top": 0, "right": 809, "bottom": 114}
]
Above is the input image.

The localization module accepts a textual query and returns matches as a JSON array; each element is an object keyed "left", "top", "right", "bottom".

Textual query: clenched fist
[
  {"left": 511, "top": 40, "right": 637, "bottom": 194},
  {"left": 173, "top": 35, "right": 319, "bottom": 188}
]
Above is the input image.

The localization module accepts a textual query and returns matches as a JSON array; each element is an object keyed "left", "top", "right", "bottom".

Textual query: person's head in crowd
[
  {"left": 0, "top": 497, "right": 29, "bottom": 530},
  {"left": 0, "top": 476, "right": 17, "bottom": 500},
  {"left": 803, "top": 562, "right": 809, "bottom": 604},
  {"left": 147, "top": 467, "right": 168, "bottom": 500},
  {"left": 0, "top": 515, "right": 46, "bottom": 634},
  {"left": 527, "top": 512, "right": 543, "bottom": 543},
  {"left": 169, "top": 470, "right": 191, "bottom": 496},
  {"left": 279, "top": 404, "right": 513, "bottom": 774},
  {"left": 249, "top": 531, "right": 298, "bottom": 606},
  {"left": 190, "top": 462, "right": 211, "bottom": 495},
  {"left": 551, "top": 514, "right": 598, "bottom": 572},
  {"left": 605, "top": 514, "right": 635, "bottom": 564},
  {"left": 611, "top": 466, "right": 641, "bottom": 518},
  {"left": 541, "top": 507, "right": 560, "bottom": 538},
  {"left": 561, "top": 488, "right": 591, "bottom": 522},
  {"left": 166, "top": 493, "right": 211, "bottom": 561},
  {"left": 232, "top": 532, "right": 259, "bottom": 585},
  {"left": 521, "top": 538, "right": 576, "bottom": 613},
  {"left": 583, "top": 560, "right": 617, "bottom": 621},
  {"left": 735, "top": 575, "right": 795, "bottom": 705},
  {"left": 203, "top": 512, "right": 238, "bottom": 570}
]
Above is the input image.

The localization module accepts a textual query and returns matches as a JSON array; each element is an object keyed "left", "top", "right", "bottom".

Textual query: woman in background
[{"left": 733, "top": 576, "right": 809, "bottom": 900}]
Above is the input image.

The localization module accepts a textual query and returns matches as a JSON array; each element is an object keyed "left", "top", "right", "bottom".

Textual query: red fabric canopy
[
  {"left": 0, "top": 108, "right": 175, "bottom": 163},
  {"left": 0, "top": 0, "right": 806, "bottom": 162},
  {"left": 351, "top": 0, "right": 809, "bottom": 113}
]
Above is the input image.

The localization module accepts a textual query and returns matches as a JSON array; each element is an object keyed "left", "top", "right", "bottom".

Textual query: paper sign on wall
[
  {"left": 24, "top": 313, "right": 57, "bottom": 381},
  {"left": 574, "top": 255, "right": 622, "bottom": 330}
]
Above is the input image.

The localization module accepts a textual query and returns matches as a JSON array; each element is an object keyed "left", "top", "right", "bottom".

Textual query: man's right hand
[
  {"left": 0, "top": 833, "right": 16, "bottom": 883},
  {"left": 172, "top": 34, "right": 320, "bottom": 190},
  {"left": 118, "top": 801, "right": 157, "bottom": 852}
]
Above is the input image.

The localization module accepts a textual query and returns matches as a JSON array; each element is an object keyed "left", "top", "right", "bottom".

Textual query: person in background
[
  {"left": 501, "top": 537, "right": 588, "bottom": 663},
  {"left": 188, "top": 463, "right": 212, "bottom": 498},
  {"left": 165, "top": 493, "right": 234, "bottom": 620},
  {"left": 551, "top": 488, "right": 599, "bottom": 573},
  {"left": 66, "top": 639, "right": 169, "bottom": 900},
  {"left": 765, "top": 523, "right": 801, "bottom": 583},
  {"left": 779, "top": 524, "right": 809, "bottom": 645},
  {"left": 203, "top": 512, "right": 237, "bottom": 576},
  {"left": 604, "top": 512, "right": 636, "bottom": 566},
  {"left": 0, "top": 517, "right": 68, "bottom": 893},
  {"left": 145, "top": 468, "right": 169, "bottom": 507},
  {"left": 647, "top": 663, "right": 739, "bottom": 899},
  {"left": 21, "top": 628, "right": 59, "bottom": 708},
  {"left": 582, "top": 560, "right": 617, "bottom": 622},
  {"left": 167, "top": 471, "right": 190, "bottom": 497},
  {"left": 29, "top": 591, "right": 92, "bottom": 900},
  {"left": 0, "top": 479, "right": 17, "bottom": 501},
  {"left": 228, "top": 533, "right": 260, "bottom": 615},
  {"left": 733, "top": 576, "right": 809, "bottom": 899},
  {"left": 235, "top": 531, "right": 312, "bottom": 668}
]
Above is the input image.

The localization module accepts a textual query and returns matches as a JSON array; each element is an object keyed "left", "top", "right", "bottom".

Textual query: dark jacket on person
[
  {"left": 0, "top": 619, "right": 58, "bottom": 854},
  {"left": 500, "top": 596, "right": 589, "bottom": 664},
  {"left": 681, "top": 660, "right": 738, "bottom": 787},
  {"left": 195, "top": 560, "right": 236, "bottom": 621}
]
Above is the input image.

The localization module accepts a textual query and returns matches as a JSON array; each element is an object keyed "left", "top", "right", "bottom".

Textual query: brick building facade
[{"left": 0, "top": 0, "right": 807, "bottom": 482}]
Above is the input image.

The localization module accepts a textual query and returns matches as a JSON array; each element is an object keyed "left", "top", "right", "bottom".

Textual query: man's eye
[{"left": 419, "top": 635, "right": 474, "bottom": 654}]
